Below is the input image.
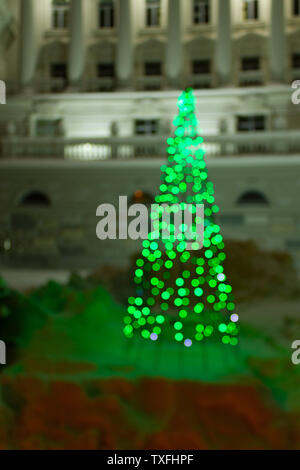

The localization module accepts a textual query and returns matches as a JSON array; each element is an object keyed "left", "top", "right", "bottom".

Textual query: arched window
[
  {"left": 52, "top": 0, "right": 70, "bottom": 29},
  {"left": 19, "top": 191, "right": 51, "bottom": 207},
  {"left": 99, "top": 0, "right": 115, "bottom": 28},
  {"left": 237, "top": 190, "right": 269, "bottom": 205}
]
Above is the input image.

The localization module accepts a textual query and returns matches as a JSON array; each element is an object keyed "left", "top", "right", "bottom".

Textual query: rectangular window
[
  {"left": 97, "top": 63, "right": 115, "bottom": 77},
  {"left": 292, "top": 53, "right": 300, "bottom": 68},
  {"left": 241, "top": 57, "right": 260, "bottom": 71},
  {"left": 135, "top": 119, "right": 159, "bottom": 135},
  {"left": 144, "top": 61, "right": 161, "bottom": 76},
  {"left": 52, "top": 0, "right": 70, "bottom": 29},
  {"left": 146, "top": 0, "right": 161, "bottom": 27},
  {"left": 293, "top": 0, "right": 300, "bottom": 15},
  {"left": 237, "top": 115, "right": 265, "bottom": 132},
  {"left": 193, "top": 0, "right": 210, "bottom": 24},
  {"left": 51, "top": 63, "right": 67, "bottom": 79},
  {"left": 36, "top": 119, "right": 62, "bottom": 137},
  {"left": 99, "top": 0, "right": 114, "bottom": 28},
  {"left": 192, "top": 59, "right": 211, "bottom": 74},
  {"left": 243, "top": 0, "right": 259, "bottom": 20}
]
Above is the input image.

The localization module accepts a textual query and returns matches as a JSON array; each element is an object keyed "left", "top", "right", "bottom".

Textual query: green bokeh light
[{"left": 124, "top": 88, "right": 239, "bottom": 347}]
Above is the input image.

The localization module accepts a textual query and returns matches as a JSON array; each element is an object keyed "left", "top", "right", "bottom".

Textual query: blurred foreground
[{"left": 0, "top": 241, "right": 299, "bottom": 449}]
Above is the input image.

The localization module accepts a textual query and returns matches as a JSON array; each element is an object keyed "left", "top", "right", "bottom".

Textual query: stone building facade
[{"left": 0, "top": 0, "right": 300, "bottom": 270}]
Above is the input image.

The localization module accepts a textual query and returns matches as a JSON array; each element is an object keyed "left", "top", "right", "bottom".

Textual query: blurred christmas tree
[{"left": 124, "top": 89, "right": 239, "bottom": 347}]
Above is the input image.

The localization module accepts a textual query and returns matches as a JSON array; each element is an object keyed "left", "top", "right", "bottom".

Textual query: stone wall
[{"left": 1, "top": 156, "right": 300, "bottom": 271}]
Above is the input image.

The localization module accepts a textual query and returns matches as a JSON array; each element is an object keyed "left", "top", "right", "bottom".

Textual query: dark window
[
  {"left": 146, "top": 0, "right": 160, "bottom": 26},
  {"left": 36, "top": 119, "right": 62, "bottom": 137},
  {"left": 19, "top": 191, "right": 51, "bottom": 207},
  {"left": 192, "top": 59, "right": 211, "bottom": 74},
  {"left": 243, "top": 0, "right": 259, "bottom": 20},
  {"left": 237, "top": 191, "right": 269, "bottom": 205},
  {"left": 99, "top": 0, "right": 114, "bottom": 28},
  {"left": 292, "top": 53, "right": 300, "bottom": 69},
  {"left": 135, "top": 120, "right": 159, "bottom": 135},
  {"left": 52, "top": 0, "right": 70, "bottom": 29},
  {"left": 144, "top": 61, "right": 161, "bottom": 76},
  {"left": 241, "top": 57, "right": 260, "bottom": 71},
  {"left": 237, "top": 115, "right": 265, "bottom": 132},
  {"left": 51, "top": 63, "right": 67, "bottom": 79},
  {"left": 193, "top": 0, "right": 210, "bottom": 24},
  {"left": 97, "top": 63, "right": 115, "bottom": 77},
  {"left": 293, "top": 0, "right": 300, "bottom": 15}
]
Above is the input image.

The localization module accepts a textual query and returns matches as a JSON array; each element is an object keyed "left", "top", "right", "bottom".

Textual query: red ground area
[{"left": 0, "top": 376, "right": 298, "bottom": 450}]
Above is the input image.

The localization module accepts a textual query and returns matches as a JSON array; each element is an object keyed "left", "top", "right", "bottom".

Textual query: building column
[
  {"left": 68, "top": 0, "right": 85, "bottom": 90},
  {"left": 166, "top": 0, "right": 182, "bottom": 89},
  {"left": 116, "top": 0, "right": 133, "bottom": 89},
  {"left": 19, "top": 0, "right": 38, "bottom": 92},
  {"left": 269, "top": 0, "right": 286, "bottom": 83},
  {"left": 215, "top": 0, "right": 232, "bottom": 86},
  {"left": 0, "top": 3, "right": 11, "bottom": 84}
]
